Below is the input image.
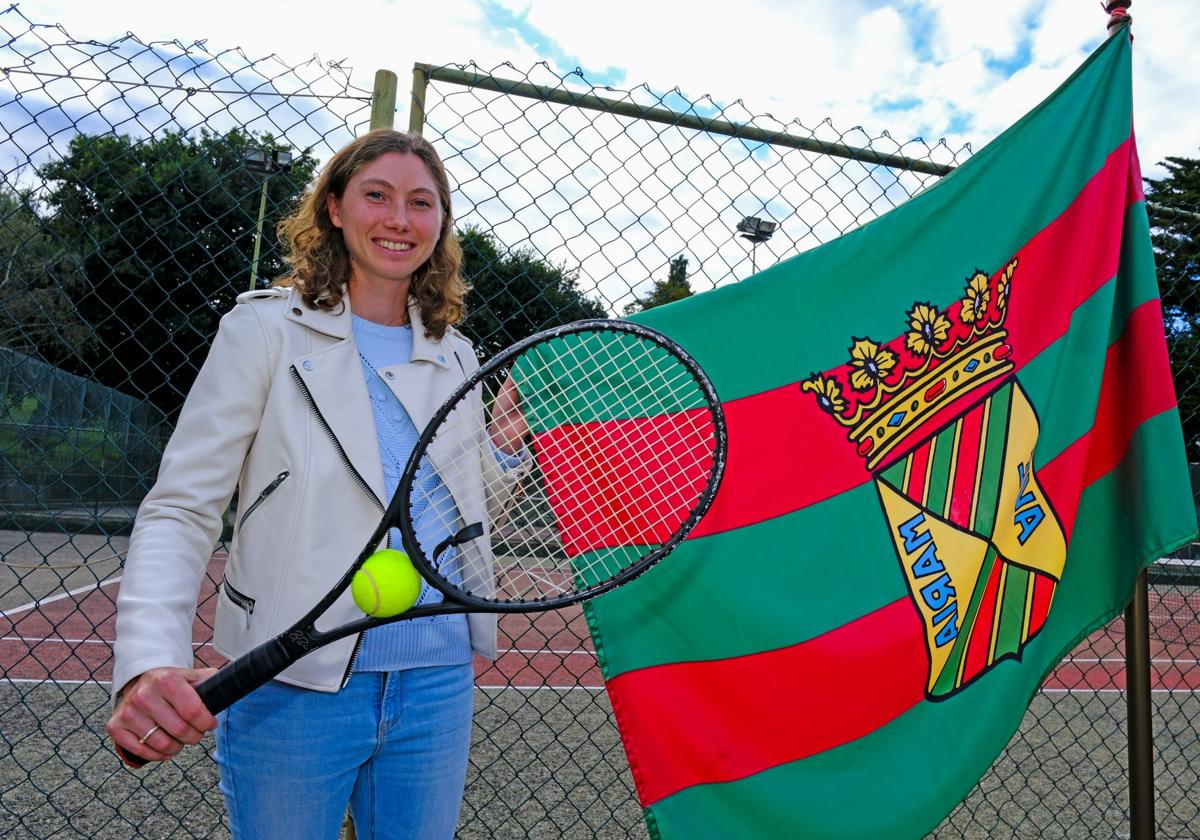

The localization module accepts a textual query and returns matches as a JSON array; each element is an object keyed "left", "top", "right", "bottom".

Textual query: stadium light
[
  {"left": 243, "top": 148, "right": 293, "bottom": 289},
  {"left": 735, "top": 215, "right": 777, "bottom": 274},
  {"left": 736, "top": 215, "right": 777, "bottom": 243},
  {"left": 243, "top": 148, "right": 293, "bottom": 174}
]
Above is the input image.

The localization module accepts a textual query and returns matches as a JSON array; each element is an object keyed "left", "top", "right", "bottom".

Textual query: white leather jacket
[{"left": 112, "top": 287, "right": 505, "bottom": 697}]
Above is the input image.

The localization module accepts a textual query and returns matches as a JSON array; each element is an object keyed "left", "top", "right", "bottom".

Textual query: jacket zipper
[
  {"left": 291, "top": 365, "right": 382, "bottom": 686},
  {"left": 237, "top": 470, "right": 290, "bottom": 529},
  {"left": 221, "top": 579, "right": 256, "bottom": 630}
]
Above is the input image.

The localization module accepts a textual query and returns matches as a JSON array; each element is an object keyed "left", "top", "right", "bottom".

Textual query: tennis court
[{"left": 3, "top": 525, "right": 1197, "bottom": 838}]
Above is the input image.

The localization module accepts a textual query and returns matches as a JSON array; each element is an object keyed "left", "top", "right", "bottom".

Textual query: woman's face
[{"left": 326, "top": 150, "right": 444, "bottom": 290}]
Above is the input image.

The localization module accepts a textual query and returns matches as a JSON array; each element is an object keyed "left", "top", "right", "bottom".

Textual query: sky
[
  {"left": 21, "top": 0, "right": 1197, "bottom": 176},
  {"left": 7, "top": 0, "right": 1198, "bottom": 305}
]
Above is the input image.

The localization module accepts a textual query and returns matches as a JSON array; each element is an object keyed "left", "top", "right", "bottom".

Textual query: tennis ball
[{"left": 351, "top": 549, "right": 422, "bottom": 617}]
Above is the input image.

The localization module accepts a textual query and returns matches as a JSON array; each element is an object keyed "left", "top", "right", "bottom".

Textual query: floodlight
[
  {"left": 736, "top": 216, "right": 777, "bottom": 243},
  {"left": 243, "top": 149, "right": 271, "bottom": 173},
  {"left": 243, "top": 148, "right": 293, "bottom": 174}
]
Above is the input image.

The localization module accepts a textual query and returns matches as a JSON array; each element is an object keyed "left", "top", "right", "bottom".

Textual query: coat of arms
[{"left": 804, "top": 260, "right": 1067, "bottom": 699}]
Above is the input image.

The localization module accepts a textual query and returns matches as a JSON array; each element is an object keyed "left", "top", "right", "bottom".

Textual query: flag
[{"left": 583, "top": 22, "right": 1197, "bottom": 839}]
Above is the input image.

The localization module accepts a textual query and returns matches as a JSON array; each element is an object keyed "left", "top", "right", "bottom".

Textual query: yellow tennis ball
[{"left": 351, "top": 549, "right": 422, "bottom": 617}]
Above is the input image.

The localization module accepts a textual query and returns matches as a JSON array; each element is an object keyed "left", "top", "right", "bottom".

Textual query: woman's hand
[
  {"left": 107, "top": 666, "right": 219, "bottom": 766},
  {"left": 489, "top": 375, "right": 529, "bottom": 455}
]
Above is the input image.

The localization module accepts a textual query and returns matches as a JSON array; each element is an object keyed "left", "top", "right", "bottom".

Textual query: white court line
[
  {"left": 3, "top": 678, "right": 1193, "bottom": 695},
  {"left": 3, "top": 677, "right": 113, "bottom": 686},
  {"left": 0, "top": 575, "right": 122, "bottom": 619},
  {"left": 1040, "top": 688, "right": 1197, "bottom": 694},
  {"left": 1, "top": 635, "right": 213, "bottom": 648},
  {"left": 0, "top": 677, "right": 609, "bottom": 692},
  {"left": 499, "top": 647, "right": 594, "bottom": 656},
  {"left": 477, "top": 683, "right": 606, "bottom": 692},
  {"left": 1, "top": 635, "right": 592, "bottom": 657},
  {"left": 1066, "top": 656, "right": 1200, "bottom": 665},
  {"left": 16, "top": 637, "right": 1200, "bottom": 664}
]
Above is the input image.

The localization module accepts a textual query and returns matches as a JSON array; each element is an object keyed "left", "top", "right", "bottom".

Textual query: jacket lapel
[
  {"left": 285, "top": 293, "right": 472, "bottom": 509},
  {"left": 287, "top": 295, "right": 388, "bottom": 505}
]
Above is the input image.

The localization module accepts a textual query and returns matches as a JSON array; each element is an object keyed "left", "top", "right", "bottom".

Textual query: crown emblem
[{"left": 803, "top": 259, "right": 1018, "bottom": 469}]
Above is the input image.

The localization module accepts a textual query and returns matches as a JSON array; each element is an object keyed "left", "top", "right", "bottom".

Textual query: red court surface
[
  {"left": 2, "top": 552, "right": 1197, "bottom": 694},
  {"left": 0, "top": 553, "right": 602, "bottom": 689}
]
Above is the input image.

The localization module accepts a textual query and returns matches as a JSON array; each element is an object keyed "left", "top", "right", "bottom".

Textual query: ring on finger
[{"left": 137, "top": 725, "right": 160, "bottom": 745}]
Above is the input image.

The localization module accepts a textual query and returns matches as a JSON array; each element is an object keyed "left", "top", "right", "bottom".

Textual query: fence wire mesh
[{"left": 0, "top": 8, "right": 1196, "bottom": 839}]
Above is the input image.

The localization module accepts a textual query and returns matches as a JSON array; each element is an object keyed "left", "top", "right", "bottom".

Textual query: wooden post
[
  {"left": 409, "top": 64, "right": 429, "bottom": 135},
  {"left": 370, "top": 69, "right": 398, "bottom": 131}
]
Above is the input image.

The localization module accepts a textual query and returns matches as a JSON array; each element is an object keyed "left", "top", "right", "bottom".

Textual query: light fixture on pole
[
  {"left": 736, "top": 215, "right": 777, "bottom": 273},
  {"left": 243, "top": 148, "right": 294, "bottom": 290}
]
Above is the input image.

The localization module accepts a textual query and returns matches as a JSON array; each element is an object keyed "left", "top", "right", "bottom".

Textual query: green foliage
[
  {"left": 623, "top": 255, "right": 693, "bottom": 315},
  {"left": 1146, "top": 153, "right": 1200, "bottom": 330},
  {"left": 0, "top": 424, "right": 126, "bottom": 472},
  {"left": 1145, "top": 151, "right": 1200, "bottom": 451},
  {"left": 36, "top": 128, "right": 318, "bottom": 414},
  {"left": 0, "top": 189, "right": 95, "bottom": 364},
  {"left": 458, "top": 226, "right": 607, "bottom": 359}
]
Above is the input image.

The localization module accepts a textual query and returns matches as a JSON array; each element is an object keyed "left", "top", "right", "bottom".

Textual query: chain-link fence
[{"left": 1, "top": 7, "right": 1196, "bottom": 839}]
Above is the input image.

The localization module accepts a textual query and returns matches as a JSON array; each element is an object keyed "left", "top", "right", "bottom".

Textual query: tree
[
  {"left": 458, "top": 226, "right": 607, "bottom": 359},
  {"left": 37, "top": 129, "right": 318, "bottom": 415},
  {"left": 0, "top": 188, "right": 95, "bottom": 364},
  {"left": 623, "top": 255, "right": 693, "bottom": 315},
  {"left": 1144, "top": 152, "right": 1200, "bottom": 452}
]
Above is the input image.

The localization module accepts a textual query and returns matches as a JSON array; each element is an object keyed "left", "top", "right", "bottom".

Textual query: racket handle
[
  {"left": 195, "top": 636, "right": 297, "bottom": 715},
  {"left": 118, "top": 637, "right": 296, "bottom": 770}
]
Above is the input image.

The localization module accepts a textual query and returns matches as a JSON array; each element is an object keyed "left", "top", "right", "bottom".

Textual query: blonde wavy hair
[{"left": 273, "top": 130, "right": 466, "bottom": 338}]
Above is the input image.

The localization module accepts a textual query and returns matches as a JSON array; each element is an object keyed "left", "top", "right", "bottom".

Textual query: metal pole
[
  {"left": 370, "top": 69, "right": 398, "bottom": 131},
  {"left": 409, "top": 65, "right": 428, "bottom": 135},
  {"left": 415, "top": 62, "right": 952, "bottom": 177},
  {"left": 248, "top": 178, "right": 269, "bottom": 291},
  {"left": 1125, "top": 569, "right": 1155, "bottom": 839}
]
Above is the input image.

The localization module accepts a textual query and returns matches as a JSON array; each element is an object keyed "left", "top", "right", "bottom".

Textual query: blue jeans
[{"left": 214, "top": 664, "right": 475, "bottom": 840}]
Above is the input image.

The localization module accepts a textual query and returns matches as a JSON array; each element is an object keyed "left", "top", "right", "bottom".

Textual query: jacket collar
[{"left": 284, "top": 286, "right": 453, "bottom": 370}]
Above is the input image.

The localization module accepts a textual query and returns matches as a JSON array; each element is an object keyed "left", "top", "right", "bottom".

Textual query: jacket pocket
[
  {"left": 220, "top": 578, "right": 256, "bottom": 629},
  {"left": 237, "top": 470, "right": 289, "bottom": 529}
]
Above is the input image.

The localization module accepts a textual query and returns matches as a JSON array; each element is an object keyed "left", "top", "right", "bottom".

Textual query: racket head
[{"left": 394, "top": 319, "right": 726, "bottom": 612}]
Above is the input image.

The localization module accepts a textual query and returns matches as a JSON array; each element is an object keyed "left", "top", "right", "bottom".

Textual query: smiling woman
[
  {"left": 273, "top": 130, "right": 468, "bottom": 341},
  {"left": 327, "top": 152, "right": 445, "bottom": 324},
  {"left": 107, "top": 130, "right": 504, "bottom": 840}
]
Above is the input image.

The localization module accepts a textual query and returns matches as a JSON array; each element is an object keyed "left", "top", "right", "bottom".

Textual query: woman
[{"left": 107, "top": 130, "right": 521, "bottom": 839}]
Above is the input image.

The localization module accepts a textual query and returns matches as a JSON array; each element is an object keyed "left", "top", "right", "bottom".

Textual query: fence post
[
  {"left": 1125, "top": 569, "right": 1155, "bottom": 839},
  {"left": 408, "top": 64, "right": 428, "bottom": 134},
  {"left": 370, "top": 69, "right": 398, "bottom": 130}
]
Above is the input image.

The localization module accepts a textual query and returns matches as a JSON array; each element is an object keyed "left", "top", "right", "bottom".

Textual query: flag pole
[
  {"left": 1125, "top": 571, "right": 1155, "bottom": 839},
  {"left": 1101, "top": 10, "right": 1153, "bottom": 832},
  {"left": 1105, "top": 0, "right": 1132, "bottom": 35},
  {"left": 1107, "top": 6, "right": 1153, "bottom": 834}
]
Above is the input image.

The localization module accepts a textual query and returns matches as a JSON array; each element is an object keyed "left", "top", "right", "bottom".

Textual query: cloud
[
  {"left": 11, "top": 0, "right": 1197, "bottom": 296},
  {"left": 23, "top": 0, "right": 1196, "bottom": 171}
]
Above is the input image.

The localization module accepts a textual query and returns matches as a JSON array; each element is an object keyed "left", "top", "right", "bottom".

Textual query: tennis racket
[{"left": 122, "top": 318, "right": 726, "bottom": 767}]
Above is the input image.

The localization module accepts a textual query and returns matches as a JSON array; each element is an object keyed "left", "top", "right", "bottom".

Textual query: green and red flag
[{"left": 581, "top": 22, "right": 1196, "bottom": 839}]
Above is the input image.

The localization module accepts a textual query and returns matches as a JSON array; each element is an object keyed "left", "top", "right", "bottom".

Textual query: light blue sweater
[{"left": 351, "top": 315, "right": 472, "bottom": 672}]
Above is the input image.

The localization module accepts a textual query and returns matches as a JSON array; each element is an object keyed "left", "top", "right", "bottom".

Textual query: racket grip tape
[
  {"left": 195, "top": 636, "right": 298, "bottom": 715},
  {"left": 117, "top": 637, "right": 298, "bottom": 770}
]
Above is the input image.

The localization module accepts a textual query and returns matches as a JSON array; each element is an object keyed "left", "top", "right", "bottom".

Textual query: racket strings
[
  {"left": 524, "top": 342, "right": 715, "bottom": 551},
  {"left": 407, "top": 329, "right": 719, "bottom": 606},
  {"left": 512, "top": 335, "right": 713, "bottom": 595},
  {"left": 508, "top": 336, "right": 714, "bottom": 599}
]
